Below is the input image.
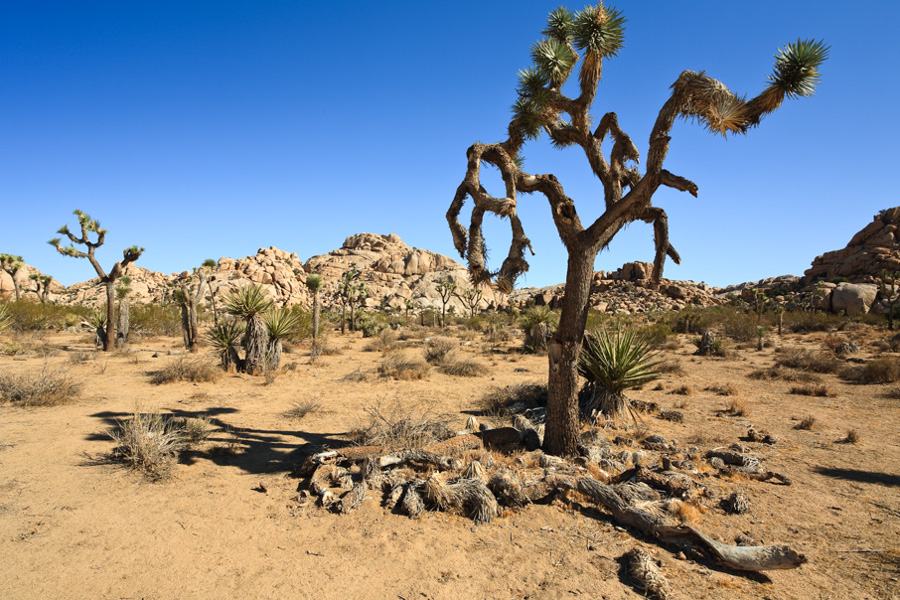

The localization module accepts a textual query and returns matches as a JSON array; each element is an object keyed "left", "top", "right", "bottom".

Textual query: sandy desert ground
[{"left": 1, "top": 325, "right": 898, "bottom": 600}]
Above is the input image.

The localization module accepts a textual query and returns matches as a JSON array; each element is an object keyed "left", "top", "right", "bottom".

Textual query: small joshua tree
[
  {"left": 336, "top": 264, "right": 360, "bottom": 334},
  {"left": 351, "top": 281, "right": 368, "bottom": 332},
  {"left": 879, "top": 269, "right": 900, "bottom": 331},
  {"left": 115, "top": 275, "right": 132, "bottom": 347},
  {"left": 263, "top": 307, "right": 300, "bottom": 370},
  {"left": 447, "top": 3, "right": 827, "bottom": 455},
  {"left": 29, "top": 273, "right": 53, "bottom": 304},
  {"left": 223, "top": 284, "right": 273, "bottom": 374},
  {"left": 49, "top": 210, "right": 143, "bottom": 351},
  {"left": 455, "top": 286, "right": 485, "bottom": 318},
  {"left": 0, "top": 254, "right": 24, "bottom": 301},
  {"left": 305, "top": 274, "right": 324, "bottom": 341},
  {"left": 435, "top": 279, "right": 457, "bottom": 328},
  {"left": 175, "top": 259, "right": 216, "bottom": 352}
]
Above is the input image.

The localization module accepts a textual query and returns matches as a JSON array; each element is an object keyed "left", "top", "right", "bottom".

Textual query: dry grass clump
[
  {"left": 478, "top": 383, "right": 547, "bottom": 417},
  {"left": 840, "top": 357, "right": 900, "bottom": 384},
  {"left": 670, "top": 385, "right": 693, "bottom": 396},
  {"left": 423, "top": 336, "right": 458, "bottom": 364},
  {"left": 67, "top": 351, "right": 96, "bottom": 364},
  {"left": 170, "top": 416, "right": 213, "bottom": 444},
  {"left": 747, "top": 364, "right": 822, "bottom": 383},
  {"left": 789, "top": 384, "right": 835, "bottom": 397},
  {"left": 377, "top": 352, "right": 431, "bottom": 380},
  {"left": 723, "top": 398, "right": 748, "bottom": 417},
  {"left": 793, "top": 415, "right": 817, "bottom": 430},
  {"left": 841, "top": 429, "right": 860, "bottom": 444},
  {"left": 705, "top": 383, "right": 738, "bottom": 396},
  {"left": 363, "top": 329, "right": 400, "bottom": 353},
  {"left": 775, "top": 348, "right": 841, "bottom": 374},
  {"left": 108, "top": 410, "right": 184, "bottom": 481},
  {"left": 285, "top": 397, "right": 323, "bottom": 420},
  {"left": 656, "top": 359, "right": 685, "bottom": 376},
  {"left": 149, "top": 356, "right": 220, "bottom": 385},
  {"left": 350, "top": 404, "right": 453, "bottom": 450},
  {"left": 439, "top": 358, "right": 489, "bottom": 377},
  {"left": 0, "top": 365, "right": 81, "bottom": 407}
]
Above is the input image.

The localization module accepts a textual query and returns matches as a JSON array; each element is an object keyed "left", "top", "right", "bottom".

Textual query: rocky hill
[{"left": 804, "top": 207, "right": 900, "bottom": 285}]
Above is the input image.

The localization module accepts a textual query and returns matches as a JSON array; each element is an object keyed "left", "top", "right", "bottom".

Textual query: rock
[
  {"left": 805, "top": 208, "right": 900, "bottom": 285},
  {"left": 830, "top": 283, "right": 878, "bottom": 316}
]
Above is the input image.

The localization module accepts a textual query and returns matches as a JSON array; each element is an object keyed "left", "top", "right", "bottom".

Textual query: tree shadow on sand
[
  {"left": 812, "top": 466, "right": 900, "bottom": 487},
  {"left": 85, "top": 407, "right": 354, "bottom": 477}
]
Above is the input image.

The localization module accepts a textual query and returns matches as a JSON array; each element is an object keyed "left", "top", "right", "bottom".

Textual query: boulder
[{"left": 830, "top": 283, "right": 878, "bottom": 316}]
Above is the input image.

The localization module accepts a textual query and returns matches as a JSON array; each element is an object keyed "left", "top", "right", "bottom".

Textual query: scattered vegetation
[
  {"left": 423, "top": 336, "right": 458, "bottom": 364},
  {"left": 841, "top": 357, "right": 900, "bottom": 384},
  {"left": 0, "top": 364, "right": 82, "bottom": 406},
  {"left": 285, "top": 397, "right": 323, "bottom": 420},
  {"left": 350, "top": 404, "right": 453, "bottom": 450},
  {"left": 149, "top": 356, "right": 221, "bottom": 385},
  {"left": 789, "top": 384, "right": 834, "bottom": 397},
  {"left": 478, "top": 384, "right": 547, "bottom": 417},
  {"left": 439, "top": 358, "right": 489, "bottom": 377},
  {"left": 377, "top": 352, "right": 431, "bottom": 380},
  {"left": 108, "top": 410, "right": 183, "bottom": 480},
  {"left": 793, "top": 416, "right": 817, "bottom": 430}
]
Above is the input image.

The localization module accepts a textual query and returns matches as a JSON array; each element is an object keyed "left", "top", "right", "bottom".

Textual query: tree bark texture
[
  {"left": 243, "top": 314, "right": 268, "bottom": 374},
  {"left": 311, "top": 291, "right": 320, "bottom": 340},
  {"left": 104, "top": 280, "right": 117, "bottom": 352},
  {"left": 116, "top": 297, "right": 130, "bottom": 347}
]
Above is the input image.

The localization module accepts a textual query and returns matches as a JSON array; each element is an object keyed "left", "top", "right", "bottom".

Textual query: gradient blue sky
[{"left": 2, "top": 1, "right": 897, "bottom": 288}]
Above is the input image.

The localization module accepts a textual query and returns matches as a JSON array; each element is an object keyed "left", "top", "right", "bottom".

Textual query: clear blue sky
[{"left": 2, "top": 1, "right": 897, "bottom": 288}]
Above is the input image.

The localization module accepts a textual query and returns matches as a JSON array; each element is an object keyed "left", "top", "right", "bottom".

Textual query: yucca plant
[
  {"left": 520, "top": 306, "right": 558, "bottom": 353},
  {"left": 205, "top": 319, "right": 245, "bottom": 371},
  {"left": 578, "top": 326, "right": 659, "bottom": 422},
  {"left": 0, "top": 303, "right": 11, "bottom": 334},
  {"left": 263, "top": 307, "right": 301, "bottom": 370},
  {"left": 223, "top": 284, "right": 273, "bottom": 374},
  {"left": 87, "top": 308, "right": 108, "bottom": 348}
]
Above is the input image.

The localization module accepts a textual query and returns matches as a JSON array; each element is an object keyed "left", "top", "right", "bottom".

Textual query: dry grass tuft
[
  {"left": 285, "top": 397, "right": 323, "bottom": 420},
  {"left": 350, "top": 404, "right": 453, "bottom": 450},
  {"left": 423, "top": 336, "right": 458, "bottom": 364},
  {"left": 149, "top": 356, "right": 220, "bottom": 385},
  {"left": 705, "top": 383, "right": 738, "bottom": 396},
  {"left": 670, "top": 385, "right": 693, "bottom": 396},
  {"left": 108, "top": 410, "right": 184, "bottom": 481},
  {"left": 0, "top": 365, "right": 81, "bottom": 407},
  {"left": 776, "top": 348, "right": 841, "bottom": 374},
  {"left": 789, "top": 384, "right": 834, "bottom": 397},
  {"left": 656, "top": 359, "right": 685, "bottom": 376},
  {"left": 723, "top": 398, "right": 748, "bottom": 417},
  {"left": 171, "top": 416, "right": 213, "bottom": 445},
  {"left": 67, "top": 351, "right": 96, "bottom": 364},
  {"left": 364, "top": 329, "right": 399, "bottom": 353},
  {"left": 377, "top": 352, "right": 431, "bottom": 380},
  {"left": 793, "top": 415, "right": 817, "bottom": 430},
  {"left": 840, "top": 357, "right": 900, "bottom": 384},
  {"left": 748, "top": 365, "right": 821, "bottom": 383},
  {"left": 841, "top": 429, "right": 860, "bottom": 444},
  {"left": 439, "top": 359, "right": 490, "bottom": 377}
]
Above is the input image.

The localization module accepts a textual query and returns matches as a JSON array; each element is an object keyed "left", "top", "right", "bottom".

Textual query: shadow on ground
[{"left": 812, "top": 466, "right": 900, "bottom": 487}]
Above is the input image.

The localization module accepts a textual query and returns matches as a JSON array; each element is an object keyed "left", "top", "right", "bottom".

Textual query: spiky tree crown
[
  {"left": 223, "top": 284, "right": 274, "bottom": 319},
  {"left": 305, "top": 274, "right": 324, "bottom": 293},
  {"left": 264, "top": 307, "right": 301, "bottom": 340},
  {"left": 0, "top": 254, "right": 24, "bottom": 272}
]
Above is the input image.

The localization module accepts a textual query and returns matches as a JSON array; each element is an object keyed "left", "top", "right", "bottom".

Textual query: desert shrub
[
  {"left": 705, "top": 383, "right": 739, "bottom": 396},
  {"left": 364, "top": 328, "right": 399, "bottom": 352},
  {"left": 747, "top": 364, "right": 822, "bottom": 382},
  {"left": 150, "top": 356, "right": 220, "bottom": 385},
  {"left": 841, "top": 357, "right": 900, "bottom": 384},
  {"left": 670, "top": 385, "right": 693, "bottom": 396},
  {"left": 1, "top": 299, "right": 88, "bottom": 331},
  {"left": 286, "top": 306, "right": 315, "bottom": 342},
  {"left": 723, "top": 398, "right": 748, "bottom": 416},
  {"left": 285, "top": 397, "right": 323, "bottom": 419},
  {"left": 656, "top": 359, "right": 685, "bottom": 376},
  {"left": 841, "top": 429, "right": 860, "bottom": 444},
  {"left": 423, "top": 336, "right": 458, "bottom": 364},
  {"left": 0, "top": 364, "right": 81, "bottom": 406},
  {"left": 171, "top": 416, "right": 213, "bottom": 445},
  {"left": 1, "top": 341, "right": 24, "bottom": 356},
  {"left": 130, "top": 303, "right": 182, "bottom": 336},
  {"left": 789, "top": 384, "right": 834, "bottom": 397},
  {"left": 108, "top": 410, "right": 183, "bottom": 480},
  {"left": 520, "top": 306, "right": 558, "bottom": 353},
  {"left": 350, "top": 404, "right": 453, "bottom": 449},
  {"left": 478, "top": 383, "right": 547, "bottom": 417},
  {"left": 356, "top": 310, "right": 391, "bottom": 338},
  {"left": 776, "top": 348, "right": 841, "bottom": 373},
  {"left": 67, "top": 351, "right": 96, "bottom": 364},
  {"left": 377, "top": 352, "right": 431, "bottom": 380},
  {"left": 783, "top": 311, "right": 846, "bottom": 333},
  {"left": 637, "top": 321, "right": 672, "bottom": 348},
  {"left": 692, "top": 331, "right": 727, "bottom": 357},
  {"left": 439, "top": 358, "right": 489, "bottom": 377}
]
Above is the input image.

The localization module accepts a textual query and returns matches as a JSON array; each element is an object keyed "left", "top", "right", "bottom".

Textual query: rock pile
[{"left": 805, "top": 207, "right": 900, "bottom": 285}]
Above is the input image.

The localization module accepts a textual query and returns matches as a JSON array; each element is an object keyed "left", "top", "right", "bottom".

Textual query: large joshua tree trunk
[
  {"left": 116, "top": 296, "right": 130, "bottom": 347},
  {"left": 243, "top": 314, "right": 268, "bottom": 374},
  {"left": 104, "top": 280, "right": 117, "bottom": 352}
]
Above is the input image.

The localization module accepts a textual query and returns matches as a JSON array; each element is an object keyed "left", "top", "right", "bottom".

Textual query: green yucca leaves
[
  {"left": 305, "top": 273, "right": 324, "bottom": 293},
  {"left": 769, "top": 38, "right": 829, "bottom": 98},
  {"left": 516, "top": 66, "right": 550, "bottom": 98},
  {"left": 264, "top": 307, "right": 301, "bottom": 340},
  {"left": 531, "top": 37, "right": 578, "bottom": 84},
  {"left": 223, "top": 284, "right": 274, "bottom": 319},
  {"left": 578, "top": 326, "right": 659, "bottom": 421},
  {"left": 571, "top": 5, "right": 626, "bottom": 60},
  {"left": 205, "top": 320, "right": 245, "bottom": 350},
  {"left": 0, "top": 304, "right": 11, "bottom": 333},
  {"left": 543, "top": 6, "right": 575, "bottom": 41}
]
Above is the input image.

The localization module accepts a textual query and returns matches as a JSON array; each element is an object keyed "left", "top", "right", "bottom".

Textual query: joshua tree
[
  {"left": 115, "top": 275, "right": 132, "bottom": 347},
  {"left": 305, "top": 274, "right": 324, "bottom": 340},
  {"left": 455, "top": 286, "right": 485, "bottom": 318},
  {"left": 29, "top": 273, "right": 53, "bottom": 304},
  {"left": 206, "top": 320, "right": 245, "bottom": 371},
  {"left": 336, "top": 265, "right": 360, "bottom": 334},
  {"left": 446, "top": 4, "right": 827, "bottom": 455},
  {"left": 263, "top": 307, "right": 300, "bottom": 370},
  {"left": 0, "top": 254, "right": 24, "bottom": 301},
  {"left": 223, "top": 284, "right": 273, "bottom": 374},
  {"left": 350, "top": 281, "right": 368, "bottom": 332},
  {"left": 175, "top": 259, "right": 215, "bottom": 352},
  {"left": 435, "top": 279, "right": 457, "bottom": 327},
  {"left": 49, "top": 210, "right": 143, "bottom": 352},
  {"left": 879, "top": 270, "right": 900, "bottom": 331}
]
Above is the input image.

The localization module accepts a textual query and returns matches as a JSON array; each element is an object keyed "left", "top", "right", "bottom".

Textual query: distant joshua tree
[
  {"left": 49, "top": 210, "right": 143, "bottom": 351},
  {"left": 336, "top": 264, "right": 360, "bottom": 334},
  {"left": 305, "top": 274, "right": 324, "bottom": 340},
  {"left": 455, "top": 285, "right": 485, "bottom": 318},
  {"left": 446, "top": 3, "right": 827, "bottom": 455},
  {"left": 175, "top": 259, "right": 216, "bottom": 352},
  {"left": 435, "top": 278, "right": 457, "bottom": 327},
  {"left": 29, "top": 273, "right": 53, "bottom": 304},
  {"left": 0, "top": 254, "right": 24, "bottom": 301}
]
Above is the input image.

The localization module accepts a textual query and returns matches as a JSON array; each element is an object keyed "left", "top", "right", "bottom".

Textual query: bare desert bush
[
  {"left": 350, "top": 404, "right": 454, "bottom": 449},
  {"left": 423, "top": 336, "right": 458, "bottom": 364},
  {"left": 478, "top": 384, "right": 547, "bottom": 417},
  {"left": 782, "top": 310, "right": 847, "bottom": 333},
  {"left": 170, "top": 416, "right": 213, "bottom": 445},
  {"left": 149, "top": 356, "right": 221, "bottom": 385},
  {"left": 363, "top": 328, "right": 400, "bottom": 353},
  {"left": 377, "top": 352, "right": 431, "bottom": 380},
  {"left": 775, "top": 348, "right": 841, "bottom": 374},
  {"left": 0, "top": 365, "right": 81, "bottom": 406},
  {"left": 108, "top": 410, "right": 184, "bottom": 480},
  {"left": 793, "top": 416, "right": 817, "bottom": 430},
  {"left": 705, "top": 383, "right": 739, "bottom": 396},
  {"left": 439, "top": 358, "right": 489, "bottom": 377},
  {"left": 840, "top": 357, "right": 900, "bottom": 384},
  {"left": 723, "top": 398, "right": 748, "bottom": 417},
  {"left": 285, "top": 397, "right": 323, "bottom": 420},
  {"left": 789, "top": 384, "right": 834, "bottom": 397},
  {"left": 841, "top": 429, "right": 860, "bottom": 444},
  {"left": 656, "top": 358, "right": 685, "bottom": 376}
]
